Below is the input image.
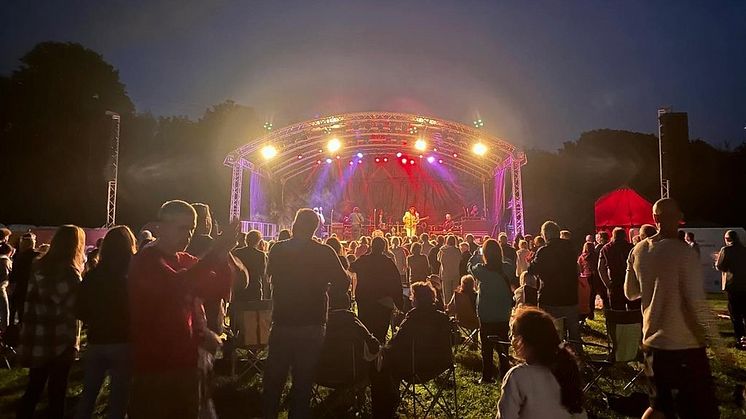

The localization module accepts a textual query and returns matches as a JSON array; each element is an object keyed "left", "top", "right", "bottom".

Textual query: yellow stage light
[
  {"left": 261, "top": 145, "right": 278, "bottom": 160},
  {"left": 414, "top": 138, "right": 427, "bottom": 151},
  {"left": 472, "top": 142, "right": 487, "bottom": 156},
  {"left": 327, "top": 138, "right": 342, "bottom": 153}
]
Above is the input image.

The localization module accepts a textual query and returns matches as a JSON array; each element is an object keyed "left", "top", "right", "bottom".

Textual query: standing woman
[
  {"left": 17, "top": 225, "right": 85, "bottom": 419},
  {"left": 74, "top": 226, "right": 137, "bottom": 419},
  {"left": 468, "top": 239, "right": 517, "bottom": 383}
]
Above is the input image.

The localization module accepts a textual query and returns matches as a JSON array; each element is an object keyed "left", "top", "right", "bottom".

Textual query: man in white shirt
[{"left": 625, "top": 198, "right": 720, "bottom": 419}]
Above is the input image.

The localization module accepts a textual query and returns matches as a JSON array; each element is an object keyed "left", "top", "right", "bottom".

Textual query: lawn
[{"left": 1, "top": 294, "right": 745, "bottom": 419}]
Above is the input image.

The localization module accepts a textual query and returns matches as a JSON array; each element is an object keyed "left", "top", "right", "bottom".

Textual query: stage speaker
[
  {"left": 659, "top": 111, "right": 690, "bottom": 197},
  {"left": 461, "top": 219, "right": 491, "bottom": 237}
]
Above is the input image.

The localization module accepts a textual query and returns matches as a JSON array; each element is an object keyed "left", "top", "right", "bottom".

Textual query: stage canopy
[
  {"left": 594, "top": 187, "right": 655, "bottom": 230},
  {"left": 224, "top": 112, "right": 526, "bottom": 237}
]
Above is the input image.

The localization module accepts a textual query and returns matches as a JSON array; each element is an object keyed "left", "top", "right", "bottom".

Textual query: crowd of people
[{"left": 0, "top": 196, "right": 742, "bottom": 418}]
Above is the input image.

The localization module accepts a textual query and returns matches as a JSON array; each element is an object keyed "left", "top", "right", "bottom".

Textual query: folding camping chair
[
  {"left": 576, "top": 309, "right": 645, "bottom": 395},
  {"left": 446, "top": 291, "right": 480, "bottom": 352},
  {"left": 312, "top": 340, "right": 370, "bottom": 417},
  {"left": 399, "top": 334, "right": 459, "bottom": 418},
  {"left": 229, "top": 299, "right": 272, "bottom": 379}
]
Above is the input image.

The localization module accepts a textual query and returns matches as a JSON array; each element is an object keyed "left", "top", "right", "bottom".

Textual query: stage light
[
  {"left": 318, "top": 149, "right": 323, "bottom": 153},
  {"left": 383, "top": 157, "right": 389, "bottom": 162},
  {"left": 409, "top": 159, "right": 415, "bottom": 165},
  {"left": 261, "top": 145, "right": 278, "bottom": 160},
  {"left": 317, "top": 160, "right": 322, "bottom": 165},
  {"left": 297, "top": 154, "right": 303, "bottom": 159},
  {"left": 453, "top": 153, "right": 458, "bottom": 158},
  {"left": 396, "top": 152, "right": 402, "bottom": 158},
  {"left": 419, "top": 155, "right": 423, "bottom": 159},
  {"left": 375, "top": 157, "right": 381, "bottom": 163},
  {"left": 358, "top": 159, "right": 363, "bottom": 164},
  {"left": 357, "top": 152, "right": 363, "bottom": 158},
  {"left": 263, "top": 122, "right": 273, "bottom": 131},
  {"left": 427, "top": 156, "right": 435, "bottom": 163},
  {"left": 326, "top": 158, "right": 332, "bottom": 164},
  {"left": 472, "top": 142, "right": 488, "bottom": 156},
  {"left": 336, "top": 155, "right": 341, "bottom": 159},
  {"left": 414, "top": 139, "right": 427, "bottom": 151},
  {"left": 401, "top": 158, "right": 408, "bottom": 164},
  {"left": 433, "top": 148, "right": 438, "bottom": 152},
  {"left": 327, "top": 138, "right": 341, "bottom": 153},
  {"left": 473, "top": 119, "right": 484, "bottom": 128},
  {"left": 349, "top": 161, "right": 354, "bottom": 166},
  {"left": 438, "top": 159, "right": 443, "bottom": 164}
]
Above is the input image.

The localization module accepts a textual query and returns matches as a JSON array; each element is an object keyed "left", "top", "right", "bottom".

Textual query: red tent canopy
[{"left": 594, "top": 188, "right": 655, "bottom": 230}]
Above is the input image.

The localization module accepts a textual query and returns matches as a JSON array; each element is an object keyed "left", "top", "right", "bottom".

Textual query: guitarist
[{"left": 403, "top": 206, "right": 429, "bottom": 238}]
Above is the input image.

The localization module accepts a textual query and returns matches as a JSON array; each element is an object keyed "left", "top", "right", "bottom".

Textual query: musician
[
  {"left": 469, "top": 204, "right": 480, "bottom": 218},
  {"left": 350, "top": 207, "right": 364, "bottom": 240},
  {"left": 442, "top": 213, "right": 455, "bottom": 233},
  {"left": 402, "top": 206, "right": 420, "bottom": 238},
  {"left": 313, "top": 207, "right": 326, "bottom": 237}
]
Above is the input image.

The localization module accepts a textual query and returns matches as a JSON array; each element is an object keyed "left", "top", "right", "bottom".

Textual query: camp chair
[
  {"left": 312, "top": 340, "right": 370, "bottom": 417},
  {"left": 576, "top": 309, "right": 645, "bottom": 394},
  {"left": 446, "top": 291, "right": 480, "bottom": 352},
  {"left": 229, "top": 299, "right": 272, "bottom": 379},
  {"left": 398, "top": 333, "right": 458, "bottom": 418}
]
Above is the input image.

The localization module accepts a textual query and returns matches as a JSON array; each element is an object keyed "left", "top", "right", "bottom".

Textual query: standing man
[
  {"left": 128, "top": 200, "right": 241, "bottom": 419},
  {"left": 8, "top": 232, "right": 37, "bottom": 326},
  {"left": 716, "top": 230, "right": 746, "bottom": 350},
  {"left": 442, "top": 213, "right": 455, "bottom": 233},
  {"left": 438, "top": 236, "right": 462, "bottom": 303},
  {"left": 625, "top": 198, "right": 721, "bottom": 419},
  {"left": 498, "top": 233, "right": 517, "bottom": 268},
  {"left": 402, "top": 206, "right": 420, "bottom": 238},
  {"left": 350, "top": 207, "right": 365, "bottom": 241},
  {"left": 233, "top": 229, "right": 268, "bottom": 301},
  {"left": 527, "top": 221, "right": 580, "bottom": 342},
  {"left": 598, "top": 227, "right": 636, "bottom": 310},
  {"left": 263, "top": 209, "right": 349, "bottom": 418},
  {"left": 685, "top": 232, "right": 701, "bottom": 257}
]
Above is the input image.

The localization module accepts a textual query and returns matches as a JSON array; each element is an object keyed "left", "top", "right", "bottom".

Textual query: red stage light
[
  {"left": 317, "top": 160, "right": 322, "bottom": 165},
  {"left": 383, "top": 157, "right": 389, "bottom": 162},
  {"left": 438, "top": 159, "right": 443, "bottom": 164},
  {"left": 375, "top": 157, "right": 381, "bottom": 163},
  {"left": 396, "top": 152, "right": 402, "bottom": 158},
  {"left": 409, "top": 159, "right": 415, "bottom": 165},
  {"left": 401, "top": 158, "right": 407, "bottom": 164}
]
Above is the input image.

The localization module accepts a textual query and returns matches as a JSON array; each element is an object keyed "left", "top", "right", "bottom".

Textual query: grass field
[{"left": 1, "top": 294, "right": 745, "bottom": 418}]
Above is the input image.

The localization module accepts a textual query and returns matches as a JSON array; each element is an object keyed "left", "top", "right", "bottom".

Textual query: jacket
[
  {"left": 528, "top": 238, "right": 579, "bottom": 307},
  {"left": 468, "top": 252, "right": 516, "bottom": 323}
]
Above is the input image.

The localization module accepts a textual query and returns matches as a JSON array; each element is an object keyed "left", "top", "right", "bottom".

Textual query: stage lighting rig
[
  {"left": 327, "top": 138, "right": 342, "bottom": 153},
  {"left": 261, "top": 145, "right": 278, "bottom": 160},
  {"left": 472, "top": 142, "right": 488, "bottom": 156},
  {"left": 414, "top": 139, "right": 427, "bottom": 151}
]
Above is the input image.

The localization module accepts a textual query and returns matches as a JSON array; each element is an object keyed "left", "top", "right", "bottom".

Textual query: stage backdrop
[{"left": 267, "top": 160, "right": 490, "bottom": 228}]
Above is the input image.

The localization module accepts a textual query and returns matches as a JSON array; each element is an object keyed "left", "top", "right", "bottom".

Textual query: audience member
[
  {"left": 469, "top": 239, "right": 516, "bottom": 383},
  {"left": 685, "top": 232, "right": 701, "bottom": 256},
  {"left": 625, "top": 198, "right": 720, "bottom": 419},
  {"left": 233, "top": 229, "right": 268, "bottom": 301},
  {"left": 514, "top": 272, "right": 538, "bottom": 309},
  {"left": 390, "top": 236, "right": 408, "bottom": 283},
  {"left": 74, "top": 226, "right": 136, "bottom": 419},
  {"left": 8, "top": 232, "right": 38, "bottom": 326},
  {"left": 498, "top": 233, "right": 518, "bottom": 268},
  {"left": 407, "top": 242, "right": 430, "bottom": 283},
  {"left": 263, "top": 208, "right": 349, "bottom": 418},
  {"left": 528, "top": 222, "right": 580, "bottom": 343},
  {"left": 0, "top": 242, "right": 13, "bottom": 332},
  {"left": 515, "top": 240, "right": 530, "bottom": 277},
  {"left": 577, "top": 242, "right": 597, "bottom": 320},
  {"left": 17, "top": 225, "right": 85, "bottom": 419},
  {"left": 716, "top": 230, "right": 746, "bottom": 349},
  {"left": 438, "top": 235, "right": 462, "bottom": 303},
  {"left": 428, "top": 235, "right": 445, "bottom": 276},
  {"left": 599, "top": 227, "right": 637, "bottom": 310},
  {"left": 496, "top": 307, "right": 586, "bottom": 419}
]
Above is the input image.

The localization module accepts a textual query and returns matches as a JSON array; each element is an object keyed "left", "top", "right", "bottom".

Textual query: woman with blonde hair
[{"left": 17, "top": 225, "right": 85, "bottom": 419}]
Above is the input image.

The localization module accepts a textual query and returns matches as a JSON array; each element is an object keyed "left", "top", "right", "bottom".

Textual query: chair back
[
  {"left": 604, "top": 309, "right": 642, "bottom": 363},
  {"left": 406, "top": 327, "right": 453, "bottom": 383},
  {"left": 452, "top": 292, "right": 479, "bottom": 330},
  {"left": 316, "top": 340, "right": 365, "bottom": 388},
  {"left": 233, "top": 300, "right": 272, "bottom": 347}
]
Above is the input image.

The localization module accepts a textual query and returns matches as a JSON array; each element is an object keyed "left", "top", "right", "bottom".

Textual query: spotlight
[
  {"left": 472, "top": 142, "right": 488, "bottom": 156},
  {"left": 326, "top": 158, "right": 332, "bottom": 164},
  {"left": 317, "top": 160, "right": 322, "bottom": 165},
  {"left": 427, "top": 156, "right": 435, "bottom": 163},
  {"left": 414, "top": 139, "right": 427, "bottom": 151},
  {"left": 318, "top": 149, "right": 323, "bottom": 153},
  {"left": 438, "top": 159, "right": 443, "bottom": 164},
  {"left": 453, "top": 153, "right": 458, "bottom": 158},
  {"left": 358, "top": 159, "right": 363, "bottom": 164},
  {"left": 473, "top": 119, "right": 484, "bottom": 128},
  {"left": 297, "top": 154, "right": 303, "bottom": 159},
  {"left": 375, "top": 157, "right": 381, "bottom": 163},
  {"left": 327, "top": 138, "right": 342, "bottom": 153},
  {"left": 401, "top": 158, "right": 408, "bottom": 164},
  {"left": 357, "top": 152, "right": 363, "bottom": 158},
  {"left": 349, "top": 161, "right": 354, "bottom": 166},
  {"left": 336, "top": 155, "right": 341, "bottom": 159},
  {"left": 396, "top": 152, "right": 402, "bottom": 158},
  {"left": 261, "top": 145, "right": 278, "bottom": 160},
  {"left": 409, "top": 159, "right": 415, "bottom": 165},
  {"left": 263, "top": 122, "right": 273, "bottom": 131},
  {"left": 383, "top": 157, "right": 389, "bottom": 162}
]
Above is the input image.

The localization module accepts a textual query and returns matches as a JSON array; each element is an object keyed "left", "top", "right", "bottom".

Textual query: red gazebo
[{"left": 594, "top": 187, "right": 655, "bottom": 231}]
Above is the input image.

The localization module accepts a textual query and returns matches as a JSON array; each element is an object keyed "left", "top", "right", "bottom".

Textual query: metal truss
[
  {"left": 225, "top": 112, "right": 526, "bottom": 222},
  {"left": 105, "top": 111, "right": 120, "bottom": 227},
  {"left": 509, "top": 152, "right": 527, "bottom": 237}
]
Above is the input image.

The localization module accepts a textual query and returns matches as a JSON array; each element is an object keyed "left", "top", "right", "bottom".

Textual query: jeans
[
  {"left": 541, "top": 304, "right": 580, "bottom": 343},
  {"left": 728, "top": 290, "right": 746, "bottom": 343},
  {"left": 17, "top": 348, "right": 74, "bottom": 419},
  {"left": 75, "top": 344, "right": 132, "bottom": 419},
  {"left": 479, "top": 321, "right": 510, "bottom": 380},
  {"left": 262, "top": 324, "right": 326, "bottom": 419}
]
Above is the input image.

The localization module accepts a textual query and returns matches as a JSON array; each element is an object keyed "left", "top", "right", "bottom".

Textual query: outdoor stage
[{"left": 224, "top": 112, "right": 526, "bottom": 239}]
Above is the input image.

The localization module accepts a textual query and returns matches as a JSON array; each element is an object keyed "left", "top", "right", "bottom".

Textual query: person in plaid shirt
[{"left": 17, "top": 225, "right": 85, "bottom": 419}]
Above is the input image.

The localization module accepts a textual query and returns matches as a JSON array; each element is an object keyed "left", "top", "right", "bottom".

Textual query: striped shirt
[{"left": 624, "top": 237, "right": 715, "bottom": 350}]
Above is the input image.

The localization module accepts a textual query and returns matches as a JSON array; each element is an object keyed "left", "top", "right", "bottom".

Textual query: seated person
[
  {"left": 373, "top": 282, "right": 454, "bottom": 417},
  {"left": 426, "top": 274, "right": 446, "bottom": 311},
  {"left": 446, "top": 275, "right": 479, "bottom": 331},
  {"left": 317, "top": 292, "right": 380, "bottom": 387},
  {"left": 513, "top": 271, "right": 538, "bottom": 309}
]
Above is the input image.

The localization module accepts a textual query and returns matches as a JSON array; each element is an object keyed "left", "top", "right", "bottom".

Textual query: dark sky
[{"left": 2, "top": 0, "right": 745, "bottom": 149}]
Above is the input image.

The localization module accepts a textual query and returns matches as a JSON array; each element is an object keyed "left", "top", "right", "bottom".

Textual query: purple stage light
[
  {"left": 357, "top": 152, "right": 363, "bottom": 158},
  {"left": 427, "top": 156, "right": 435, "bottom": 163},
  {"left": 326, "top": 158, "right": 332, "bottom": 164}
]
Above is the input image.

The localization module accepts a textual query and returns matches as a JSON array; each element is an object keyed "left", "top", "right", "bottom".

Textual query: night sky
[{"left": 2, "top": 0, "right": 745, "bottom": 149}]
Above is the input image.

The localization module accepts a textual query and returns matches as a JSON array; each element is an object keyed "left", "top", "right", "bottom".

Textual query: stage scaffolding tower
[{"left": 105, "top": 111, "right": 120, "bottom": 228}]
